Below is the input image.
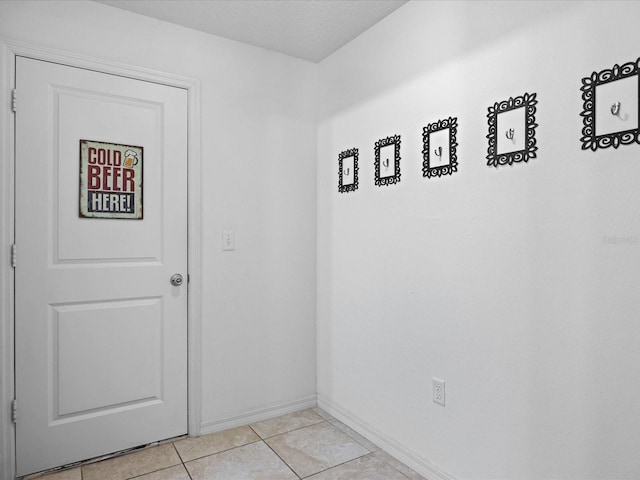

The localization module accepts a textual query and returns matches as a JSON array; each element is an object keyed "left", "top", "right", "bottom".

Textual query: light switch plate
[{"left": 222, "top": 230, "right": 235, "bottom": 251}]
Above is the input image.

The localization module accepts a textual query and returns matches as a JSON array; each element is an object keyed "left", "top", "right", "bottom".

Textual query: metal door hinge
[
  {"left": 11, "top": 244, "right": 16, "bottom": 268},
  {"left": 12, "top": 399, "right": 17, "bottom": 424},
  {"left": 11, "top": 89, "right": 16, "bottom": 113}
]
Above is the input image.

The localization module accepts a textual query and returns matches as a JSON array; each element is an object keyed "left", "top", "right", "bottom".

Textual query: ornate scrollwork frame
[
  {"left": 338, "top": 148, "right": 359, "bottom": 193},
  {"left": 374, "top": 135, "right": 401, "bottom": 187},
  {"left": 580, "top": 58, "right": 640, "bottom": 151},
  {"left": 486, "top": 92, "right": 538, "bottom": 167},
  {"left": 422, "top": 117, "right": 458, "bottom": 178}
]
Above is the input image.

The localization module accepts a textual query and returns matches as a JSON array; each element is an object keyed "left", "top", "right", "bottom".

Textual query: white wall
[
  {"left": 4, "top": 1, "right": 640, "bottom": 479},
  {"left": 317, "top": 1, "right": 640, "bottom": 479},
  {"left": 0, "top": 0, "right": 317, "bottom": 433}
]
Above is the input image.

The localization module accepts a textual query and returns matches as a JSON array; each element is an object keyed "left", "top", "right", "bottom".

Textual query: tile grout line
[
  {"left": 252, "top": 417, "right": 327, "bottom": 441},
  {"left": 366, "top": 452, "right": 414, "bottom": 480},
  {"left": 250, "top": 424, "right": 305, "bottom": 479},
  {"left": 331, "top": 432, "right": 422, "bottom": 479},
  {"left": 120, "top": 443, "right": 191, "bottom": 480},
  {"left": 172, "top": 425, "right": 303, "bottom": 480},
  {"left": 173, "top": 437, "right": 264, "bottom": 464},
  {"left": 253, "top": 416, "right": 374, "bottom": 480},
  {"left": 326, "top": 419, "right": 381, "bottom": 451},
  {"left": 300, "top": 451, "right": 375, "bottom": 479},
  {"left": 171, "top": 442, "right": 194, "bottom": 480},
  {"left": 371, "top": 450, "right": 425, "bottom": 480},
  {"left": 260, "top": 437, "right": 303, "bottom": 480},
  {"left": 318, "top": 413, "right": 425, "bottom": 479}
]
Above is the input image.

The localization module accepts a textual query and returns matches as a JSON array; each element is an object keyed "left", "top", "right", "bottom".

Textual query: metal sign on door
[{"left": 79, "top": 139, "right": 143, "bottom": 219}]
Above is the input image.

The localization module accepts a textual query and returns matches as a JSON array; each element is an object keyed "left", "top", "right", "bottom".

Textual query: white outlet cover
[{"left": 433, "top": 378, "right": 445, "bottom": 407}]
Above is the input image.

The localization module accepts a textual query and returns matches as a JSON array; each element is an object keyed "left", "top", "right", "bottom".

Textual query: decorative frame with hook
[
  {"left": 338, "top": 148, "right": 359, "bottom": 193},
  {"left": 422, "top": 117, "right": 458, "bottom": 178},
  {"left": 486, "top": 92, "right": 538, "bottom": 168},
  {"left": 374, "top": 135, "right": 401, "bottom": 187},
  {"left": 580, "top": 57, "right": 640, "bottom": 151}
]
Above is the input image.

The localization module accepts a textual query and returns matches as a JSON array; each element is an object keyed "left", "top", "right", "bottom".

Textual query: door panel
[
  {"left": 55, "top": 90, "right": 163, "bottom": 263},
  {"left": 15, "top": 56, "right": 188, "bottom": 476},
  {"left": 54, "top": 298, "right": 163, "bottom": 417}
]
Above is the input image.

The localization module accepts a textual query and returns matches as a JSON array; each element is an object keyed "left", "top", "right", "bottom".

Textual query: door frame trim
[{"left": 0, "top": 38, "right": 202, "bottom": 480}]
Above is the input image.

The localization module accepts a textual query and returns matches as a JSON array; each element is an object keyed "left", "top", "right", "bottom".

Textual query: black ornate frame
[
  {"left": 486, "top": 92, "right": 538, "bottom": 167},
  {"left": 338, "top": 148, "right": 359, "bottom": 193},
  {"left": 580, "top": 57, "right": 640, "bottom": 151},
  {"left": 422, "top": 117, "right": 458, "bottom": 178},
  {"left": 375, "top": 135, "right": 401, "bottom": 187}
]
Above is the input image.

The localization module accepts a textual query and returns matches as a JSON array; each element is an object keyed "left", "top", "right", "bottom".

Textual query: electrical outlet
[{"left": 433, "top": 378, "right": 445, "bottom": 406}]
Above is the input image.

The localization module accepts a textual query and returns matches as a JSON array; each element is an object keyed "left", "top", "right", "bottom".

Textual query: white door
[{"left": 14, "top": 57, "right": 188, "bottom": 476}]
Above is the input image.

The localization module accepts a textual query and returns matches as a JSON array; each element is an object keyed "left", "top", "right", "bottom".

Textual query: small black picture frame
[
  {"left": 338, "top": 148, "right": 359, "bottom": 193},
  {"left": 422, "top": 117, "right": 458, "bottom": 178},
  {"left": 375, "top": 135, "right": 401, "bottom": 187},
  {"left": 580, "top": 57, "right": 640, "bottom": 151},
  {"left": 486, "top": 92, "right": 538, "bottom": 168}
]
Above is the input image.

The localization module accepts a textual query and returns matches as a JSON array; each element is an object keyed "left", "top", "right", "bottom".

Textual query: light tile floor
[{"left": 32, "top": 408, "right": 425, "bottom": 480}]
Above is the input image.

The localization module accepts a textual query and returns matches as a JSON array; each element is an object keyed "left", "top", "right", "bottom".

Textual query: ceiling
[{"left": 93, "top": 0, "right": 408, "bottom": 63}]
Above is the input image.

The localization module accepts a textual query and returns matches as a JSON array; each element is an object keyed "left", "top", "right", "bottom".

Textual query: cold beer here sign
[{"left": 79, "top": 140, "right": 143, "bottom": 219}]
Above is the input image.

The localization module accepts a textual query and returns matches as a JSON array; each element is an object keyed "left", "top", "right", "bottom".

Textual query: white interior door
[{"left": 14, "top": 56, "right": 188, "bottom": 476}]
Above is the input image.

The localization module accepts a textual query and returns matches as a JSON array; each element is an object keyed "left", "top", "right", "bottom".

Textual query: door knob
[{"left": 170, "top": 273, "right": 184, "bottom": 286}]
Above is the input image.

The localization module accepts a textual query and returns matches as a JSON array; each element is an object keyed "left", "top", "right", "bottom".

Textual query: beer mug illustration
[{"left": 123, "top": 149, "right": 139, "bottom": 168}]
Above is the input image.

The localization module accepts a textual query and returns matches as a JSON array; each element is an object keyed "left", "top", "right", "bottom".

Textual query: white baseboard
[
  {"left": 199, "top": 395, "right": 317, "bottom": 435},
  {"left": 317, "top": 394, "right": 457, "bottom": 480}
]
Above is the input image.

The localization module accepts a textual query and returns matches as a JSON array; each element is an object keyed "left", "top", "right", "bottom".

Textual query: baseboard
[
  {"left": 317, "top": 394, "right": 457, "bottom": 480},
  {"left": 199, "top": 395, "right": 317, "bottom": 435}
]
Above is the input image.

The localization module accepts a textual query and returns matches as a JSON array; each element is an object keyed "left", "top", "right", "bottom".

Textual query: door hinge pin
[
  {"left": 11, "top": 89, "right": 16, "bottom": 113},
  {"left": 12, "top": 399, "right": 17, "bottom": 424},
  {"left": 11, "top": 244, "right": 16, "bottom": 268}
]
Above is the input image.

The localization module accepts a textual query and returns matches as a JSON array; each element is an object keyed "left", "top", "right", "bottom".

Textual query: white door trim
[{"left": 0, "top": 37, "right": 202, "bottom": 480}]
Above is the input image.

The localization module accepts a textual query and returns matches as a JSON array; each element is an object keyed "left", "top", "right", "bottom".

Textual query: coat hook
[
  {"left": 434, "top": 146, "right": 442, "bottom": 157},
  {"left": 383, "top": 158, "right": 389, "bottom": 168},
  {"left": 611, "top": 102, "right": 621, "bottom": 116},
  {"left": 505, "top": 128, "right": 514, "bottom": 141}
]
